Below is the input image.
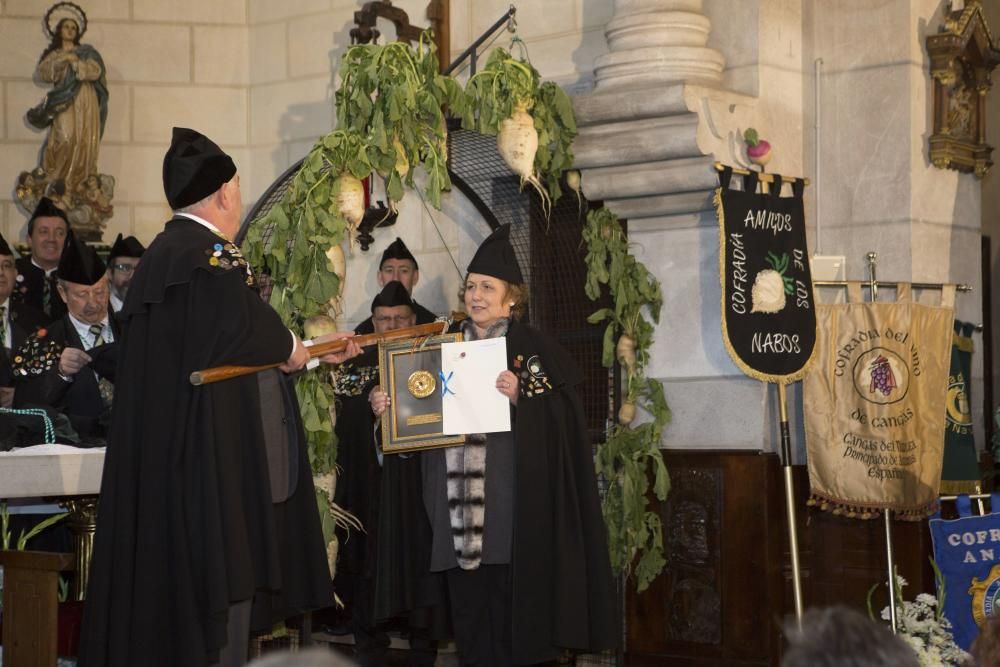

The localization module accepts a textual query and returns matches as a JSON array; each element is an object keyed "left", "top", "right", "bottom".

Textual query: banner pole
[
  {"left": 867, "top": 251, "right": 899, "bottom": 634},
  {"left": 778, "top": 381, "right": 805, "bottom": 627}
]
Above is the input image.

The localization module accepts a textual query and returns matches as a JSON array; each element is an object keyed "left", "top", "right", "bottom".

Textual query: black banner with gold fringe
[{"left": 715, "top": 167, "right": 817, "bottom": 382}]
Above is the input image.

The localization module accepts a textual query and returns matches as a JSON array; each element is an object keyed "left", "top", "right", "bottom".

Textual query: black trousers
[{"left": 446, "top": 564, "right": 512, "bottom": 667}]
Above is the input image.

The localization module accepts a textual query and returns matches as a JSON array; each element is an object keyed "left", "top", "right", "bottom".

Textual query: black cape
[
  {"left": 79, "top": 217, "right": 331, "bottom": 666},
  {"left": 331, "top": 349, "right": 447, "bottom": 634},
  {"left": 427, "top": 320, "right": 618, "bottom": 663},
  {"left": 0, "top": 300, "right": 46, "bottom": 387},
  {"left": 354, "top": 299, "right": 437, "bottom": 334},
  {"left": 14, "top": 256, "right": 67, "bottom": 323}
]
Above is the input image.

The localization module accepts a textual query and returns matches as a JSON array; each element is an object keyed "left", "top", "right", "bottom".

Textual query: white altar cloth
[{"left": 0, "top": 444, "right": 105, "bottom": 499}]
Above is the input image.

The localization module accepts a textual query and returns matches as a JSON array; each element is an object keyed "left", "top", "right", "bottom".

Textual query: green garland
[
  {"left": 243, "top": 35, "right": 458, "bottom": 553},
  {"left": 584, "top": 207, "right": 671, "bottom": 592}
]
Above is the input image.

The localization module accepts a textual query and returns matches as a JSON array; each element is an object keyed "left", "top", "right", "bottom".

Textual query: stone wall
[{"left": 0, "top": 0, "right": 250, "bottom": 244}]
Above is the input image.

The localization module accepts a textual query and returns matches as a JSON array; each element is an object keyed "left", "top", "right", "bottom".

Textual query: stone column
[{"left": 594, "top": 0, "right": 725, "bottom": 90}]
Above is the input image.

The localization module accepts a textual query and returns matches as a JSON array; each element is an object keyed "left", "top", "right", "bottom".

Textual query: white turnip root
[
  {"left": 750, "top": 269, "right": 786, "bottom": 313},
  {"left": 566, "top": 169, "right": 583, "bottom": 214},
  {"left": 334, "top": 172, "right": 365, "bottom": 247},
  {"left": 325, "top": 243, "right": 346, "bottom": 318},
  {"left": 304, "top": 314, "right": 338, "bottom": 340},
  {"left": 618, "top": 401, "right": 636, "bottom": 425},
  {"left": 616, "top": 334, "right": 636, "bottom": 371},
  {"left": 497, "top": 102, "right": 551, "bottom": 216}
]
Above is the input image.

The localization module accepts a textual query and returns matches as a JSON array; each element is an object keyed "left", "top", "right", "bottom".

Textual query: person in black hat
[
  {"left": 106, "top": 233, "right": 145, "bottom": 312},
  {"left": 380, "top": 224, "right": 618, "bottom": 666},
  {"left": 328, "top": 281, "right": 444, "bottom": 666},
  {"left": 12, "top": 232, "right": 118, "bottom": 440},
  {"left": 354, "top": 237, "right": 437, "bottom": 334},
  {"left": 14, "top": 196, "right": 70, "bottom": 323},
  {"left": 78, "top": 127, "right": 362, "bottom": 667},
  {"left": 0, "top": 233, "right": 46, "bottom": 406}
]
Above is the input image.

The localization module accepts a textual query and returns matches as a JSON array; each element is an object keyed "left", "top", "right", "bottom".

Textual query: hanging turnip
[
  {"left": 324, "top": 243, "right": 346, "bottom": 318},
  {"left": 334, "top": 172, "right": 365, "bottom": 247},
  {"left": 566, "top": 169, "right": 583, "bottom": 214},
  {"left": 497, "top": 101, "right": 551, "bottom": 215},
  {"left": 616, "top": 333, "right": 637, "bottom": 371}
]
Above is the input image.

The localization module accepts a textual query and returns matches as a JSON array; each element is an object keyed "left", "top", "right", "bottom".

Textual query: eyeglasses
[{"left": 111, "top": 263, "right": 136, "bottom": 273}]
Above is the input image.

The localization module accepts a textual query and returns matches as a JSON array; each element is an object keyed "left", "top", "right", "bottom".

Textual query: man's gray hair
[
  {"left": 782, "top": 606, "right": 919, "bottom": 667},
  {"left": 174, "top": 190, "right": 216, "bottom": 215}
]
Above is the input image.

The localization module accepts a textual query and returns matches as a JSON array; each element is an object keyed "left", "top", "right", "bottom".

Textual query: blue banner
[{"left": 929, "top": 493, "right": 1000, "bottom": 650}]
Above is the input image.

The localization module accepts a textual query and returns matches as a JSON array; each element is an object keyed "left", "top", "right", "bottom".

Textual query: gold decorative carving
[{"left": 927, "top": 1, "right": 1000, "bottom": 178}]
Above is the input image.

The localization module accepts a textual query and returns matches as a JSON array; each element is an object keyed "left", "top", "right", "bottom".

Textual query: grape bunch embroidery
[{"left": 869, "top": 355, "right": 897, "bottom": 397}]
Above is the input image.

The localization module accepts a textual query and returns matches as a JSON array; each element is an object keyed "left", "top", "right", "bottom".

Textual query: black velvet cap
[
  {"left": 58, "top": 232, "right": 106, "bottom": 286},
  {"left": 162, "top": 127, "right": 237, "bottom": 210},
  {"left": 371, "top": 280, "right": 413, "bottom": 313},
  {"left": 30, "top": 197, "right": 69, "bottom": 226},
  {"left": 380, "top": 237, "right": 418, "bottom": 270},
  {"left": 0, "top": 234, "right": 13, "bottom": 257},
  {"left": 108, "top": 233, "right": 145, "bottom": 261},
  {"left": 467, "top": 224, "right": 523, "bottom": 284}
]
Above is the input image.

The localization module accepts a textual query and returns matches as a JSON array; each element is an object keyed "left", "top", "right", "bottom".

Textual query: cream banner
[{"left": 803, "top": 283, "right": 954, "bottom": 519}]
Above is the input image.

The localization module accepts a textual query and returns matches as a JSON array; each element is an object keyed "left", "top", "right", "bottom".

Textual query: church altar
[{"left": 0, "top": 444, "right": 104, "bottom": 499}]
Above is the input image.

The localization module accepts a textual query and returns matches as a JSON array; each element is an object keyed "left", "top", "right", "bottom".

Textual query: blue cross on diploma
[{"left": 439, "top": 370, "right": 455, "bottom": 396}]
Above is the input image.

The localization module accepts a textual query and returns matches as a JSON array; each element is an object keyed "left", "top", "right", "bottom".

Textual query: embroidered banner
[
  {"left": 803, "top": 283, "right": 954, "bottom": 519},
  {"left": 929, "top": 494, "right": 1000, "bottom": 650},
  {"left": 715, "top": 168, "right": 817, "bottom": 382},
  {"left": 941, "top": 321, "right": 979, "bottom": 494}
]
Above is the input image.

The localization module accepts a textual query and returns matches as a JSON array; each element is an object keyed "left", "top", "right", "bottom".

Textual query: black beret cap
[
  {"left": 371, "top": 280, "right": 414, "bottom": 313},
  {"left": 58, "top": 231, "right": 106, "bottom": 286},
  {"left": 380, "top": 237, "right": 418, "bottom": 270},
  {"left": 30, "top": 196, "right": 69, "bottom": 226},
  {"left": 0, "top": 234, "right": 13, "bottom": 257},
  {"left": 467, "top": 224, "right": 523, "bottom": 284},
  {"left": 162, "top": 127, "right": 237, "bottom": 210},
  {"left": 109, "top": 233, "right": 145, "bottom": 261}
]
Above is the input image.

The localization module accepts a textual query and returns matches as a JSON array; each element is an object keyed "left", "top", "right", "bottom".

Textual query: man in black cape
[
  {"left": 354, "top": 237, "right": 436, "bottom": 334},
  {"left": 13, "top": 233, "right": 118, "bottom": 442},
  {"left": 15, "top": 197, "right": 69, "bottom": 322},
  {"left": 0, "top": 232, "right": 45, "bottom": 402},
  {"left": 331, "top": 281, "right": 445, "bottom": 666},
  {"left": 79, "top": 127, "right": 361, "bottom": 667}
]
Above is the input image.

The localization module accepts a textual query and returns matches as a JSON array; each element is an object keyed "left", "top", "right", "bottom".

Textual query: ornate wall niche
[{"left": 927, "top": 0, "right": 1000, "bottom": 178}]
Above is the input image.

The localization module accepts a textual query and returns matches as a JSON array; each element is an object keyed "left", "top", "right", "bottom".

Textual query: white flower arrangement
[{"left": 869, "top": 566, "right": 972, "bottom": 666}]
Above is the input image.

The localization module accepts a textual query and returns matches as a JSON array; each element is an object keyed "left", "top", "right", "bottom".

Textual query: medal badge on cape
[{"left": 715, "top": 166, "right": 817, "bottom": 382}]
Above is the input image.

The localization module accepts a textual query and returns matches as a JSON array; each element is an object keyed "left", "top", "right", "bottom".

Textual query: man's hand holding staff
[{"left": 190, "top": 320, "right": 449, "bottom": 386}]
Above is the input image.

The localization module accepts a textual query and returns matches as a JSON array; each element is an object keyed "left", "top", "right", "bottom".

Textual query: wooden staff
[{"left": 189, "top": 320, "right": 449, "bottom": 386}]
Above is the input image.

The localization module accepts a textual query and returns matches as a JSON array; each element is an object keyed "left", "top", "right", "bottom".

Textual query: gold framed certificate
[{"left": 378, "top": 332, "right": 465, "bottom": 454}]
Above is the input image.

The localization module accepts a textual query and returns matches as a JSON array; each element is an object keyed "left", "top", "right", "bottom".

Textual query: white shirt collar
[
  {"left": 175, "top": 212, "right": 228, "bottom": 239},
  {"left": 31, "top": 258, "right": 57, "bottom": 276},
  {"left": 110, "top": 292, "right": 124, "bottom": 312}
]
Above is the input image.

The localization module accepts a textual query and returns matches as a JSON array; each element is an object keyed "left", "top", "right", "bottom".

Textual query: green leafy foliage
[
  {"left": 336, "top": 31, "right": 464, "bottom": 209},
  {"left": 243, "top": 33, "right": 459, "bottom": 476},
  {"left": 584, "top": 207, "right": 671, "bottom": 592},
  {"left": 463, "top": 48, "right": 577, "bottom": 203}
]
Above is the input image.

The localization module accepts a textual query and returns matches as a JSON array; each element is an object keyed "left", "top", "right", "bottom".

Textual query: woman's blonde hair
[{"left": 459, "top": 273, "right": 528, "bottom": 320}]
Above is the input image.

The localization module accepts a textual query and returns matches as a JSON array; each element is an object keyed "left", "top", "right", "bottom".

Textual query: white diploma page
[{"left": 441, "top": 338, "right": 512, "bottom": 435}]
